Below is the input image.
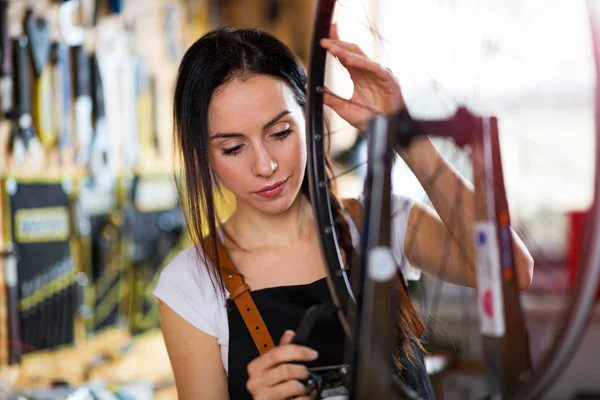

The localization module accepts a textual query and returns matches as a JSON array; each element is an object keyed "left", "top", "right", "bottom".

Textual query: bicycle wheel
[{"left": 305, "top": 0, "right": 600, "bottom": 399}]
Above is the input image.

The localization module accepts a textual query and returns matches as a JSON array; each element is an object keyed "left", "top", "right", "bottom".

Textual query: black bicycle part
[{"left": 306, "top": 2, "right": 426, "bottom": 399}]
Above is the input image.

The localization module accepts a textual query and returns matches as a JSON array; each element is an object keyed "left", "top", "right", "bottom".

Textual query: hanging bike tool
[
  {"left": 71, "top": 45, "right": 93, "bottom": 166},
  {"left": 121, "top": 36, "right": 140, "bottom": 169},
  {"left": 10, "top": 36, "right": 42, "bottom": 165},
  {"left": 24, "top": 9, "right": 55, "bottom": 148},
  {"left": 0, "top": 0, "right": 11, "bottom": 117},
  {"left": 58, "top": 0, "right": 85, "bottom": 46},
  {"left": 51, "top": 41, "right": 74, "bottom": 165},
  {"left": 90, "top": 53, "right": 114, "bottom": 189}
]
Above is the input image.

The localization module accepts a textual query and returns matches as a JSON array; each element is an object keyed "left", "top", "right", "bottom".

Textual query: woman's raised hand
[
  {"left": 246, "top": 330, "right": 318, "bottom": 400},
  {"left": 320, "top": 23, "right": 405, "bottom": 132}
]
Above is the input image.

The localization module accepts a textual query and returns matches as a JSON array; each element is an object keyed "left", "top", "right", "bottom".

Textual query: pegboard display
[
  {"left": 0, "top": 0, "right": 212, "bottom": 394},
  {"left": 0, "top": 0, "right": 199, "bottom": 173}
]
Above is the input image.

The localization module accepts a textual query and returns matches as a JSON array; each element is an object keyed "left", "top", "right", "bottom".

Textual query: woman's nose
[{"left": 252, "top": 146, "right": 278, "bottom": 177}]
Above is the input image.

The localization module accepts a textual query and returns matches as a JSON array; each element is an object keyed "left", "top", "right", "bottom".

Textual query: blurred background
[{"left": 0, "top": 0, "right": 598, "bottom": 399}]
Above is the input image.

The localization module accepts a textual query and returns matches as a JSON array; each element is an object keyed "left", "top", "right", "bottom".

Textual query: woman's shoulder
[
  {"left": 153, "top": 244, "right": 226, "bottom": 335},
  {"left": 156, "top": 245, "right": 224, "bottom": 299},
  {"left": 391, "top": 193, "right": 415, "bottom": 220},
  {"left": 157, "top": 246, "right": 204, "bottom": 286}
]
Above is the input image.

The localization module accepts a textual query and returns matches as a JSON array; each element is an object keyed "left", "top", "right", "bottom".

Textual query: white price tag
[{"left": 475, "top": 222, "right": 505, "bottom": 337}]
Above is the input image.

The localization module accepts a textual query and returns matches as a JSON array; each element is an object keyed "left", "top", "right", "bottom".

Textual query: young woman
[{"left": 153, "top": 25, "right": 534, "bottom": 400}]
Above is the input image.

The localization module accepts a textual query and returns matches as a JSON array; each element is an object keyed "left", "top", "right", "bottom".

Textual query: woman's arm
[
  {"left": 397, "top": 138, "right": 534, "bottom": 290},
  {"left": 158, "top": 300, "right": 229, "bottom": 400},
  {"left": 318, "top": 29, "right": 534, "bottom": 290}
]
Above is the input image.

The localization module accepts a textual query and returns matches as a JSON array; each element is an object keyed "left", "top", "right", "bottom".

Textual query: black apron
[{"left": 226, "top": 277, "right": 435, "bottom": 399}]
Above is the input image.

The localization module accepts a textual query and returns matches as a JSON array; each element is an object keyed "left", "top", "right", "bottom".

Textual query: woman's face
[{"left": 208, "top": 75, "right": 307, "bottom": 215}]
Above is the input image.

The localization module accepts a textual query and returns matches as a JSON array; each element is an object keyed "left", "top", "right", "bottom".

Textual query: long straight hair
[{"left": 172, "top": 27, "right": 421, "bottom": 367}]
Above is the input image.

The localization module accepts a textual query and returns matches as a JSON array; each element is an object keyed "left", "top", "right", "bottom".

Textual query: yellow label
[{"left": 15, "top": 207, "right": 70, "bottom": 243}]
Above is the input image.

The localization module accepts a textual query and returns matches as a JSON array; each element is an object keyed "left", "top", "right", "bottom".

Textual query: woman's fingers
[
  {"left": 322, "top": 35, "right": 367, "bottom": 58},
  {"left": 246, "top": 331, "right": 319, "bottom": 399},
  {"left": 321, "top": 39, "right": 389, "bottom": 79},
  {"left": 270, "top": 379, "right": 311, "bottom": 399},
  {"left": 247, "top": 363, "right": 310, "bottom": 396},
  {"left": 260, "top": 363, "right": 311, "bottom": 388},
  {"left": 279, "top": 330, "right": 295, "bottom": 345},
  {"left": 323, "top": 85, "right": 351, "bottom": 114},
  {"left": 329, "top": 22, "right": 339, "bottom": 40},
  {"left": 247, "top": 344, "right": 319, "bottom": 377},
  {"left": 258, "top": 379, "right": 309, "bottom": 400},
  {"left": 321, "top": 30, "right": 391, "bottom": 82},
  {"left": 266, "top": 345, "right": 319, "bottom": 366},
  {"left": 318, "top": 28, "right": 405, "bottom": 128}
]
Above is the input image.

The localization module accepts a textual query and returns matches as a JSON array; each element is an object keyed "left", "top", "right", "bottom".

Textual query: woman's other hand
[
  {"left": 246, "top": 330, "right": 318, "bottom": 400},
  {"left": 320, "top": 23, "right": 405, "bottom": 132}
]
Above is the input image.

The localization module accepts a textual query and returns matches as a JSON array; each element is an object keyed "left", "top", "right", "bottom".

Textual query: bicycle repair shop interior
[{"left": 0, "top": 0, "right": 598, "bottom": 399}]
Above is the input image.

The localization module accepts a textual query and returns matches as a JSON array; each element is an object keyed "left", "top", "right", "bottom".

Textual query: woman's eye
[
  {"left": 271, "top": 129, "right": 292, "bottom": 141},
  {"left": 222, "top": 145, "right": 243, "bottom": 156}
]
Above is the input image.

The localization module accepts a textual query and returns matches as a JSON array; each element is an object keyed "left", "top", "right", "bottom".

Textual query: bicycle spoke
[
  {"left": 329, "top": 161, "right": 369, "bottom": 183},
  {"left": 335, "top": 0, "right": 386, "bottom": 43}
]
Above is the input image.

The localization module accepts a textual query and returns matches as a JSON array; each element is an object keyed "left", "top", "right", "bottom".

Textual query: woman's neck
[{"left": 225, "top": 194, "right": 313, "bottom": 250}]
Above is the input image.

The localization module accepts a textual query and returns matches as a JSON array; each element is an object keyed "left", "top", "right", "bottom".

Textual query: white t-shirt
[{"left": 152, "top": 195, "right": 418, "bottom": 375}]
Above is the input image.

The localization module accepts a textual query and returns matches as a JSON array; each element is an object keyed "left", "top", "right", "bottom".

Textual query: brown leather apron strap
[
  {"left": 341, "top": 198, "right": 424, "bottom": 338},
  {"left": 202, "top": 197, "right": 423, "bottom": 356},
  {"left": 202, "top": 236, "right": 275, "bottom": 355}
]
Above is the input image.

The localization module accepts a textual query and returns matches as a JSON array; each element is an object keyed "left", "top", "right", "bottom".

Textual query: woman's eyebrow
[
  {"left": 210, "top": 110, "right": 292, "bottom": 140},
  {"left": 263, "top": 110, "right": 291, "bottom": 130},
  {"left": 210, "top": 132, "right": 244, "bottom": 140}
]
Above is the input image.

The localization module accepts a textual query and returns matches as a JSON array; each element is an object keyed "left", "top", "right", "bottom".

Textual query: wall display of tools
[
  {"left": 0, "top": 0, "right": 214, "bottom": 392},
  {"left": 0, "top": 0, "right": 201, "bottom": 173}
]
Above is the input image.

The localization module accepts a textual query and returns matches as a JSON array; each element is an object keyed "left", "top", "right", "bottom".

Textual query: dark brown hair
[{"left": 172, "top": 27, "right": 420, "bottom": 368}]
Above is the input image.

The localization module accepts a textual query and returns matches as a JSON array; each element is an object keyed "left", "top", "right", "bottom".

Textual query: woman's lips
[{"left": 255, "top": 179, "right": 287, "bottom": 198}]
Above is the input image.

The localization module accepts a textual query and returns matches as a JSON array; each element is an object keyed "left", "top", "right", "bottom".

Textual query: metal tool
[
  {"left": 24, "top": 9, "right": 55, "bottom": 147},
  {"left": 11, "top": 36, "right": 42, "bottom": 164},
  {"left": 72, "top": 45, "right": 93, "bottom": 165},
  {"left": 90, "top": 53, "right": 114, "bottom": 189},
  {"left": 121, "top": 48, "right": 139, "bottom": 168},
  {"left": 95, "top": 25, "right": 132, "bottom": 170},
  {"left": 51, "top": 41, "right": 74, "bottom": 164},
  {"left": 0, "top": 0, "right": 11, "bottom": 116},
  {"left": 58, "top": 0, "right": 85, "bottom": 46}
]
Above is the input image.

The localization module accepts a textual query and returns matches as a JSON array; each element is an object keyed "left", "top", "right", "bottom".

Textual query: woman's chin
[
  {"left": 249, "top": 190, "right": 300, "bottom": 215},
  {"left": 254, "top": 197, "right": 294, "bottom": 214}
]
